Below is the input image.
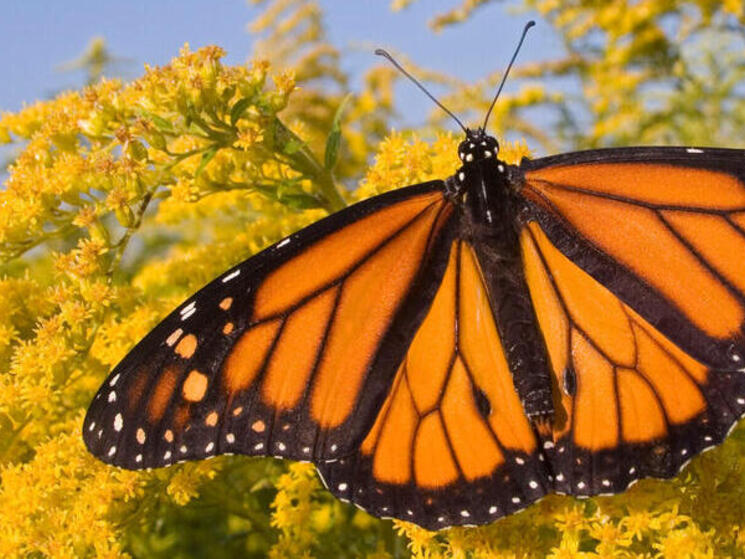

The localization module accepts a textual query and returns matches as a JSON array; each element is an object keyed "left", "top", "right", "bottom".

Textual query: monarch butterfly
[{"left": 84, "top": 22, "right": 745, "bottom": 530}]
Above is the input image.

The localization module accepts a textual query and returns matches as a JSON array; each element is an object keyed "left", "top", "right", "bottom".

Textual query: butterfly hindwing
[
  {"left": 318, "top": 236, "right": 550, "bottom": 530},
  {"left": 521, "top": 146, "right": 745, "bottom": 370},
  {"left": 520, "top": 220, "right": 745, "bottom": 496},
  {"left": 83, "top": 182, "right": 457, "bottom": 469}
]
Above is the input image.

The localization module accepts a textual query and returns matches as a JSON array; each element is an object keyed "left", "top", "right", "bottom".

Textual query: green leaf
[
  {"left": 138, "top": 110, "right": 174, "bottom": 132},
  {"left": 276, "top": 180, "right": 325, "bottom": 209},
  {"left": 280, "top": 193, "right": 325, "bottom": 209},
  {"left": 195, "top": 147, "right": 218, "bottom": 178},
  {"left": 324, "top": 93, "right": 353, "bottom": 171},
  {"left": 283, "top": 138, "right": 303, "bottom": 155},
  {"left": 230, "top": 97, "right": 253, "bottom": 126},
  {"left": 250, "top": 180, "right": 324, "bottom": 210}
]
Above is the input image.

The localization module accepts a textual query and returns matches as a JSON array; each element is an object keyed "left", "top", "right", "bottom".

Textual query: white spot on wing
[
  {"left": 109, "top": 373, "right": 120, "bottom": 387},
  {"left": 205, "top": 442, "right": 215, "bottom": 453},
  {"left": 108, "top": 446, "right": 116, "bottom": 457},
  {"left": 338, "top": 483, "right": 348, "bottom": 491},
  {"left": 489, "top": 506, "right": 498, "bottom": 514},
  {"left": 113, "top": 413, "right": 123, "bottom": 432},
  {"left": 108, "top": 391, "right": 116, "bottom": 403},
  {"left": 180, "top": 301, "right": 196, "bottom": 315},
  {"left": 226, "top": 433, "right": 235, "bottom": 443},
  {"left": 222, "top": 270, "right": 241, "bottom": 283},
  {"left": 181, "top": 307, "right": 196, "bottom": 321},
  {"left": 460, "top": 510, "right": 470, "bottom": 518},
  {"left": 88, "top": 422, "right": 96, "bottom": 432},
  {"left": 277, "top": 238, "right": 290, "bottom": 249},
  {"left": 686, "top": 148, "right": 704, "bottom": 154}
]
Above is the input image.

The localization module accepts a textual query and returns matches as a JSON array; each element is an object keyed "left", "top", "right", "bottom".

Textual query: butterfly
[{"left": 84, "top": 23, "right": 745, "bottom": 530}]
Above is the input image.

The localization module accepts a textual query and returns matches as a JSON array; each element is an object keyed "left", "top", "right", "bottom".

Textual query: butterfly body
[
  {"left": 449, "top": 129, "right": 556, "bottom": 420},
  {"left": 85, "top": 133, "right": 745, "bottom": 529}
]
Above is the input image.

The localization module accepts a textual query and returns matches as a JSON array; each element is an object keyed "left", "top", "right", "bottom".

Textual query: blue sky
[{"left": 0, "top": 1, "right": 564, "bottom": 130}]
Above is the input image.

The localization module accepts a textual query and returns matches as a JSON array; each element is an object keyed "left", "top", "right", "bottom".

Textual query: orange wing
[
  {"left": 84, "top": 185, "right": 456, "bottom": 468},
  {"left": 318, "top": 239, "right": 548, "bottom": 530},
  {"left": 522, "top": 149, "right": 745, "bottom": 371},
  {"left": 521, "top": 221, "right": 745, "bottom": 496}
]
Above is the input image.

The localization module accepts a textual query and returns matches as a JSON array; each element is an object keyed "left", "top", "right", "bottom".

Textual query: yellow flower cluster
[
  {"left": 390, "top": 0, "right": 745, "bottom": 153},
  {"left": 1, "top": 0, "right": 744, "bottom": 556},
  {"left": 0, "top": 415, "right": 143, "bottom": 558},
  {"left": 0, "top": 39, "right": 355, "bottom": 557}
]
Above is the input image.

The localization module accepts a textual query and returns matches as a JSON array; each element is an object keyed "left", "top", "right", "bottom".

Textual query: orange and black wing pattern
[
  {"left": 521, "top": 147, "right": 745, "bottom": 370},
  {"left": 318, "top": 238, "right": 548, "bottom": 530},
  {"left": 519, "top": 147, "right": 745, "bottom": 495},
  {"left": 83, "top": 182, "right": 456, "bottom": 468},
  {"left": 85, "top": 139, "right": 745, "bottom": 529}
]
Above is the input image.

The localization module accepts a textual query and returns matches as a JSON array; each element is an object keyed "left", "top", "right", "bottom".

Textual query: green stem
[
  {"left": 108, "top": 190, "right": 155, "bottom": 279},
  {"left": 272, "top": 119, "right": 346, "bottom": 212},
  {"left": 190, "top": 112, "right": 234, "bottom": 144}
]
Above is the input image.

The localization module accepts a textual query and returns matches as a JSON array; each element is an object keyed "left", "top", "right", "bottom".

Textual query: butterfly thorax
[{"left": 448, "top": 128, "right": 522, "bottom": 230}]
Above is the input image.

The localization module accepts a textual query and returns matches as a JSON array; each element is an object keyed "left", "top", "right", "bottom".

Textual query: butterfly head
[{"left": 458, "top": 128, "right": 499, "bottom": 164}]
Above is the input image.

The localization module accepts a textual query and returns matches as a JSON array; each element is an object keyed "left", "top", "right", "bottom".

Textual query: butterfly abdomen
[{"left": 455, "top": 140, "right": 555, "bottom": 421}]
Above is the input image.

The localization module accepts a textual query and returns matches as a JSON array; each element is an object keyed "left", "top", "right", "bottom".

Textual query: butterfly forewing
[
  {"left": 521, "top": 146, "right": 745, "bottom": 370},
  {"left": 83, "top": 182, "right": 457, "bottom": 469}
]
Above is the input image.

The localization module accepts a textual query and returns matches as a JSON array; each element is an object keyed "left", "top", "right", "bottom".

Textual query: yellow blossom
[{"left": 0, "top": 1, "right": 744, "bottom": 557}]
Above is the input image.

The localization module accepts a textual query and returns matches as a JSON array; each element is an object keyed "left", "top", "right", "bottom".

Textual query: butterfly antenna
[
  {"left": 375, "top": 48, "right": 468, "bottom": 134},
  {"left": 482, "top": 20, "right": 535, "bottom": 131}
]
